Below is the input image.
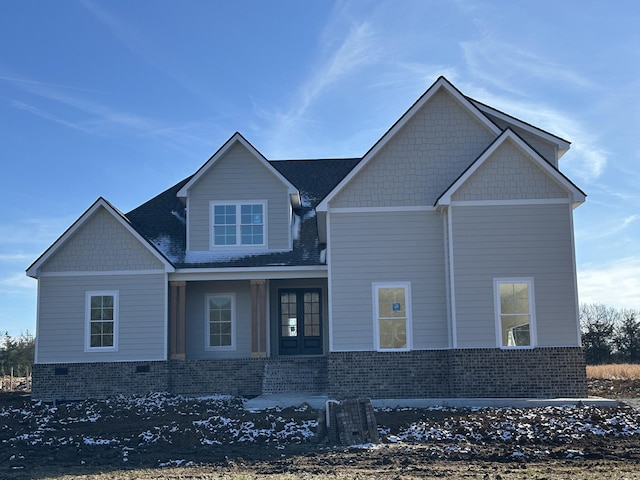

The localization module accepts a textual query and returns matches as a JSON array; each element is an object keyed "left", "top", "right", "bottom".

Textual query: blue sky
[{"left": 1, "top": 0, "right": 639, "bottom": 337}]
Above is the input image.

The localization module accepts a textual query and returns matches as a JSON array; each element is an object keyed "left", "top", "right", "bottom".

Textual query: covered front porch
[{"left": 167, "top": 272, "right": 329, "bottom": 362}]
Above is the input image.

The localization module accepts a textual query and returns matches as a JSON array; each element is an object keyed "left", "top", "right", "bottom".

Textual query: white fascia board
[
  {"left": 26, "top": 198, "right": 175, "bottom": 278},
  {"left": 317, "top": 77, "right": 501, "bottom": 212},
  {"left": 176, "top": 132, "right": 299, "bottom": 198},
  {"left": 170, "top": 265, "right": 328, "bottom": 281},
  {"left": 469, "top": 99, "right": 571, "bottom": 158},
  {"left": 435, "top": 130, "right": 586, "bottom": 208}
]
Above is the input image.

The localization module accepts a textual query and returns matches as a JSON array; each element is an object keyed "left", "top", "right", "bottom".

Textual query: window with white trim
[
  {"left": 85, "top": 291, "right": 118, "bottom": 351},
  {"left": 205, "top": 293, "right": 236, "bottom": 350},
  {"left": 211, "top": 202, "right": 265, "bottom": 247},
  {"left": 373, "top": 282, "right": 412, "bottom": 351},
  {"left": 494, "top": 278, "right": 536, "bottom": 348}
]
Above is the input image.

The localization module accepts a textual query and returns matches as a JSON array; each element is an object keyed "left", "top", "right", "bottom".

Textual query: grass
[{"left": 586, "top": 363, "right": 640, "bottom": 380}]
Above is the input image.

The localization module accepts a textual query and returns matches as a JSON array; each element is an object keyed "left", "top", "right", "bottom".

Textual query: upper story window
[
  {"left": 211, "top": 201, "right": 266, "bottom": 248},
  {"left": 494, "top": 278, "right": 536, "bottom": 348}
]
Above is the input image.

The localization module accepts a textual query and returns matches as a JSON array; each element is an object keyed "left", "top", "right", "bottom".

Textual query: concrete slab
[
  {"left": 243, "top": 395, "right": 621, "bottom": 411},
  {"left": 243, "top": 394, "right": 329, "bottom": 411}
]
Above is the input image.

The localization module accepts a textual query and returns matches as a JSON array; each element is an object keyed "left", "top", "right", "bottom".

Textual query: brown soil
[{"left": 0, "top": 379, "right": 638, "bottom": 479}]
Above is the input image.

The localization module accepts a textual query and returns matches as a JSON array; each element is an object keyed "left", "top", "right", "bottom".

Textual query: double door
[{"left": 278, "top": 288, "right": 323, "bottom": 355}]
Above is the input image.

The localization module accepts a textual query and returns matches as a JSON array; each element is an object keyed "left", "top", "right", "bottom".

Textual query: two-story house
[{"left": 27, "top": 77, "right": 587, "bottom": 400}]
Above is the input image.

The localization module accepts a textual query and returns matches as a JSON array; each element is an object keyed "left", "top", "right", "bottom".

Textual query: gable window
[
  {"left": 212, "top": 202, "right": 265, "bottom": 247},
  {"left": 205, "top": 293, "right": 236, "bottom": 350},
  {"left": 373, "top": 282, "right": 412, "bottom": 351},
  {"left": 494, "top": 278, "right": 536, "bottom": 348},
  {"left": 85, "top": 291, "right": 118, "bottom": 351}
]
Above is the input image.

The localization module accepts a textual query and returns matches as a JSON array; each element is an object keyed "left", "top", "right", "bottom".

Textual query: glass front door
[{"left": 278, "top": 289, "right": 322, "bottom": 355}]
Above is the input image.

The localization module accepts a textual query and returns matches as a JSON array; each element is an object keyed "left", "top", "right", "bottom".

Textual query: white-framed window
[
  {"left": 211, "top": 201, "right": 266, "bottom": 248},
  {"left": 205, "top": 293, "right": 236, "bottom": 350},
  {"left": 494, "top": 278, "right": 536, "bottom": 348},
  {"left": 373, "top": 282, "right": 412, "bottom": 351},
  {"left": 85, "top": 291, "right": 118, "bottom": 351}
]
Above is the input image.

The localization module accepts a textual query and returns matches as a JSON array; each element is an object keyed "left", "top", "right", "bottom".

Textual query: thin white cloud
[
  {"left": 578, "top": 258, "right": 640, "bottom": 311},
  {"left": 12, "top": 100, "right": 91, "bottom": 133},
  {"left": 0, "top": 272, "right": 36, "bottom": 293}
]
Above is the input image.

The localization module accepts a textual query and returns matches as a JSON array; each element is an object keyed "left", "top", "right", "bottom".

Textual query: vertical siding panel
[
  {"left": 37, "top": 274, "right": 167, "bottom": 363},
  {"left": 329, "top": 211, "right": 448, "bottom": 351},
  {"left": 452, "top": 204, "right": 579, "bottom": 348},
  {"left": 188, "top": 143, "right": 290, "bottom": 251}
]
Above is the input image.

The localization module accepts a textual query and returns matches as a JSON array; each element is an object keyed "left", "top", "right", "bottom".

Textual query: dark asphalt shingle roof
[{"left": 125, "top": 158, "right": 360, "bottom": 269}]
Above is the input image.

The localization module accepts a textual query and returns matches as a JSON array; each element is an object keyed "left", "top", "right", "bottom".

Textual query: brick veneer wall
[
  {"left": 32, "top": 361, "right": 170, "bottom": 401},
  {"left": 32, "top": 347, "right": 587, "bottom": 401},
  {"left": 328, "top": 347, "right": 587, "bottom": 399}
]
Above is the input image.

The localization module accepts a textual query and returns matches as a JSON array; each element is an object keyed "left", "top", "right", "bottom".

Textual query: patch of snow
[
  {"left": 171, "top": 209, "right": 186, "bottom": 224},
  {"left": 184, "top": 249, "right": 289, "bottom": 264}
]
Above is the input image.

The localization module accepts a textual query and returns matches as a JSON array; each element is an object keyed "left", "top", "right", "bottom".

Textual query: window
[
  {"left": 494, "top": 278, "right": 536, "bottom": 348},
  {"left": 373, "top": 283, "right": 412, "bottom": 351},
  {"left": 205, "top": 293, "right": 235, "bottom": 350},
  {"left": 85, "top": 291, "right": 118, "bottom": 351},
  {"left": 212, "top": 202, "right": 265, "bottom": 247}
]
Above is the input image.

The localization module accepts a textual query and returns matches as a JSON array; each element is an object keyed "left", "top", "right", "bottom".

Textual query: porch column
[
  {"left": 169, "top": 281, "right": 186, "bottom": 360},
  {"left": 250, "top": 279, "right": 267, "bottom": 357}
]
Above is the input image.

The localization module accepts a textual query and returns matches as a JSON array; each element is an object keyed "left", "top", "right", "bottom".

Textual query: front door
[{"left": 278, "top": 288, "right": 323, "bottom": 355}]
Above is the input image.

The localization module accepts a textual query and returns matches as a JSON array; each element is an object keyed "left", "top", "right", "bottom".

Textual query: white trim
[
  {"left": 185, "top": 196, "right": 191, "bottom": 252},
  {"left": 568, "top": 203, "right": 582, "bottom": 345},
  {"left": 38, "top": 269, "right": 167, "bottom": 277},
  {"left": 493, "top": 277, "right": 537, "bottom": 349},
  {"left": 163, "top": 273, "right": 168, "bottom": 360},
  {"left": 84, "top": 290, "right": 119, "bottom": 353},
  {"left": 436, "top": 130, "right": 585, "bottom": 207},
  {"left": 326, "top": 211, "right": 334, "bottom": 353},
  {"left": 34, "top": 280, "right": 40, "bottom": 364},
  {"left": 450, "top": 198, "right": 570, "bottom": 207},
  {"left": 170, "top": 266, "right": 327, "bottom": 282},
  {"left": 177, "top": 133, "right": 298, "bottom": 198},
  {"left": 372, "top": 282, "right": 413, "bottom": 352},
  {"left": 447, "top": 207, "right": 457, "bottom": 348},
  {"left": 317, "top": 77, "right": 501, "bottom": 212},
  {"left": 441, "top": 211, "right": 452, "bottom": 348},
  {"left": 329, "top": 205, "right": 436, "bottom": 214},
  {"left": 205, "top": 292, "right": 237, "bottom": 351},
  {"left": 469, "top": 99, "right": 571, "bottom": 158},
  {"left": 26, "top": 198, "right": 175, "bottom": 278},
  {"left": 210, "top": 200, "right": 268, "bottom": 249}
]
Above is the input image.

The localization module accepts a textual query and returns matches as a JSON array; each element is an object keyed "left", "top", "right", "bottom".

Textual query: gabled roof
[
  {"left": 176, "top": 132, "right": 299, "bottom": 200},
  {"left": 468, "top": 98, "right": 571, "bottom": 158},
  {"left": 316, "top": 76, "right": 502, "bottom": 212},
  {"left": 26, "top": 198, "right": 175, "bottom": 278},
  {"left": 435, "top": 129, "right": 586, "bottom": 208}
]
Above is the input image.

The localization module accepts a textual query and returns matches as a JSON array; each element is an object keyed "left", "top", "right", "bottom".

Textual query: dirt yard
[{"left": 1, "top": 379, "right": 639, "bottom": 479}]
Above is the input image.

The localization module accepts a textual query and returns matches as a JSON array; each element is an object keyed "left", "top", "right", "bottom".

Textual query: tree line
[
  {"left": 0, "top": 331, "right": 35, "bottom": 378},
  {"left": 580, "top": 303, "right": 640, "bottom": 364}
]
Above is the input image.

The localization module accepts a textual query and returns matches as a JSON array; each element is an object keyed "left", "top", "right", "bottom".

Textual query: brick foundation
[
  {"left": 32, "top": 347, "right": 587, "bottom": 401},
  {"left": 328, "top": 347, "right": 587, "bottom": 399}
]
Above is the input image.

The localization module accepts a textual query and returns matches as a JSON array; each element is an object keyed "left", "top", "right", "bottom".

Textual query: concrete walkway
[{"left": 243, "top": 394, "right": 621, "bottom": 411}]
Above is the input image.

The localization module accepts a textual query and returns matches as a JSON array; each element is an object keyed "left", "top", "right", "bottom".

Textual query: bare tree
[{"left": 580, "top": 303, "right": 619, "bottom": 364}]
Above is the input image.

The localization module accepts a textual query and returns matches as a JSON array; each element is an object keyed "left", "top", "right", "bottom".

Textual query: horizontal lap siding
[
  {"left": 37, "top": 274, "right": 166, "bottom": 363},
  {"left": 188, "top": 143, "right": 290, "bottom": 251},
  {"left": 329, "top": 211, "right": 448, "bottom": 351},
  {"left": 452, "top": 204, "right": 579, "bottom": 348},
  {"left": 185, "top": 281, "right": 252, "bottom": 359}
]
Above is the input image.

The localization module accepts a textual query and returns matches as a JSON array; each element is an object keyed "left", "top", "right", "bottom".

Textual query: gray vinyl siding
[
  {"left": 36, "top": 274, "right": 167, "bottom": 363},
  {"left": 451, "top": 139, "right": 569, "bottom": 201},
  {"left": 329, "top": 211, "right": 448, "bottom": 351},
  {"left": 451, "top": 204, "right": 579, "bottom": 348},
  {"left": 330, "top": 89, "right": 497, "bottom": 208},
  {"left": 185, "top": 280, "right": 252, "bottom": 359},
  {"left": 481, "top": 112, "right": 558, "bottom": 167},
  {"left": 42, "top": 208, "right": 164, "bottom": 272},
  {"left": 187, "top": 142, "right": 291, "bottom": 251}
]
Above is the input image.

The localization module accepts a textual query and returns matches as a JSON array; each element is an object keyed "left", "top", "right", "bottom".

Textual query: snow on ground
[{"left": 1, "top": 392, "right": 640, "bottom": 469}]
